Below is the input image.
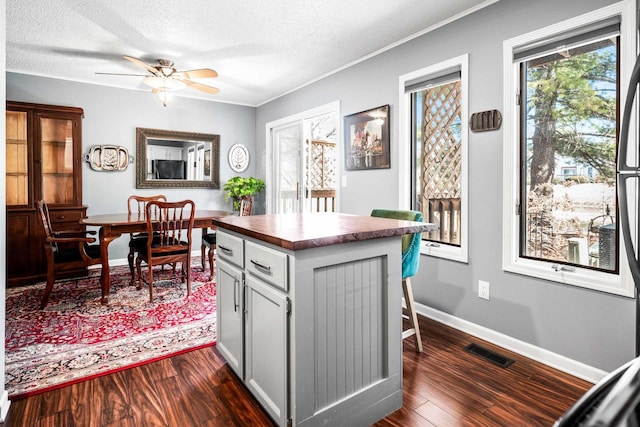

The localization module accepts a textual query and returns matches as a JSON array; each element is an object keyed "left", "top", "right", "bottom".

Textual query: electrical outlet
[{"left": 478, "top": 280, "right": 490, "bottom": 300}]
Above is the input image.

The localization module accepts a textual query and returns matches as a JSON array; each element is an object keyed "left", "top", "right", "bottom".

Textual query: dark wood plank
[
  {"left": 69, "top": 377, "right": 93, "bottom": 427},
  {"left": 125, "top": 366, "right": 170, "bottom": 426},
  {"left": 5, "top": 316, "right": 592, "bottom": 426},
  {"left": 153, "top": 376, "right": 199, "bottom": 426},
  {"left": 94, "top": 369, "right": 132, "bottom": 425},
  {"left": 168, "top": 347, "right": 228, "bottom": 422}
]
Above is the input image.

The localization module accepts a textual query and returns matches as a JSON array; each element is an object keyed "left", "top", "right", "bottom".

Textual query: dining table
[{"left": 81, "top": 209, "right": 232, "bottom": 304}]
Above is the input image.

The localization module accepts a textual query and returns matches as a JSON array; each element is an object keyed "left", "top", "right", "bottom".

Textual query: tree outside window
[{"left": 520, "top": 37, "right": 618, "bottom": 272}]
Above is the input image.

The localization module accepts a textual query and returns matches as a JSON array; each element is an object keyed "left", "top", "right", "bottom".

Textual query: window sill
[
  {"left": 421, "top": 242, "right": 468, "bottom": 264},
  {"left": 503, "top": 257, "right": 634, "bottom": 297}
]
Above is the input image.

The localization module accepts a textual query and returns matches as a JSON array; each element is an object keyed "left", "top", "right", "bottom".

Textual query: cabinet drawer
[
  {"left": 48, "top": 208, "right": 86, "bottom": 231},
  {"left": 50, "top": 210, "right": 83, "bottom": 225},
  {"left": 245, "top": 241, "right": 288, "bottom": 291},
  {"left": 217, "top": 231, "right": 244, "bottom": 268}
]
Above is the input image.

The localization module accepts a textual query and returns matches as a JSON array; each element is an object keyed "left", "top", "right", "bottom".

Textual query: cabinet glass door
[
  {"left": 40, "top": 117, "right": 75, "bottom": 204},
  {"left": 6, "top": 110, "right": 28, "bottom": 206}
]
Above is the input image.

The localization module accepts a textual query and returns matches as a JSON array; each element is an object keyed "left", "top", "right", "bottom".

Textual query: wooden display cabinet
[{"left": 6, "top": 101, "right": 87, "bottom": 287}]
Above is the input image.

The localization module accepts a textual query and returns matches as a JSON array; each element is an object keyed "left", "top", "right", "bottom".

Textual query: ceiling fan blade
[
  {"left": 123, "top": 55, "right": 161, "bottom": 76},
  {"left": 175, "top": 68, "right": 218, "bottom": 79},
  {"left": 183, "top": 80, "right": 220, "bottom": 94}
]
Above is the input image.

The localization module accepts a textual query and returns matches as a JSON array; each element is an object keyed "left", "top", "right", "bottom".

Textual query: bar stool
[{"left": 371, "top": 209, "right": 424, "bottom": 352}]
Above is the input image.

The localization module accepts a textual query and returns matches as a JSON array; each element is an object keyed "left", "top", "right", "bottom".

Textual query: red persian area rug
[{"left": 5, "top": 261, "right": 216, "bottom": 399}]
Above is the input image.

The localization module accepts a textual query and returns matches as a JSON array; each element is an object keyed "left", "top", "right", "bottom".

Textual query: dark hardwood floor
[{"left": 4, "top": 315, "right": 592, "bottom": 426}]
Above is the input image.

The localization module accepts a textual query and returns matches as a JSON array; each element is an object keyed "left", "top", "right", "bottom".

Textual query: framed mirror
[{"left": 136, "top": 127, "right": 220, "bottom": 189}]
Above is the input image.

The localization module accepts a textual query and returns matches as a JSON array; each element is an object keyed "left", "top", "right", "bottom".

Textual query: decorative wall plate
[
  {"left": 228, "top": 143, "right": 250, "bottom": 172},
  {"left": 84, "top": 145, "right": 134, "bottom": 171}
]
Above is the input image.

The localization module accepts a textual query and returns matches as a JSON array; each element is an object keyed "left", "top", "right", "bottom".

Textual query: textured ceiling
[{"left": 7, "top": 0, "right": 493, "bottom": 106}]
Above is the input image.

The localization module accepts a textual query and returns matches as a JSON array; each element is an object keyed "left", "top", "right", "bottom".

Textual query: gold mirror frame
[{"left": 136, "top": 127, "right": 220, "bottom": 189}]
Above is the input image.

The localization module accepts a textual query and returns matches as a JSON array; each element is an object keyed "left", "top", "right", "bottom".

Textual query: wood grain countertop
[{"left": 212, "top": 212, "right": 438, "bottom": 251}]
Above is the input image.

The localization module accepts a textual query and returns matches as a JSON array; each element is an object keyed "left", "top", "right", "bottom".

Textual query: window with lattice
[{"left": 414, "top": 81, "right": 462, "bottom": 246}]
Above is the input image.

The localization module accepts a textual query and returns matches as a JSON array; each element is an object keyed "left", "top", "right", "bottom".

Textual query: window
[
  {"left": 502, "top": 1, "right": 636, "bottom": 296},
  {"left": 399, "top": 55, "right": 469, "bottom": 263}
]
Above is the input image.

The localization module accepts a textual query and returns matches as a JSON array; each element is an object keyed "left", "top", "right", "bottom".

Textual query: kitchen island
[{"left": 212, "top": 212, "right": 436, "bottom": 427}]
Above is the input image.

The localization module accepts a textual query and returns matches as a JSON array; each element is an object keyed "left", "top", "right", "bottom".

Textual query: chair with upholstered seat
[
  {"left": 371, "top": 209, "right": 424, "bottom": 352},
  {"left": 127, "top": 195, "right": 166, "bottom": 284},
  {"left": 200, "top": 230, "right": 217, "bottom": 279},
  {"left": 37, "top": 200, "right": 104, "bottom": 309},
  {"left": 201, "top": 197, "right": 253, "bottom": 279},
  {"left": 136, "top": 199, "right": 195, "bottom": 302}
]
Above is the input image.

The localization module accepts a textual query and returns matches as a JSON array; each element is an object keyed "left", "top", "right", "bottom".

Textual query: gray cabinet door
[
  {"left": 217, "top": 258, "right": 244, "bottom": 378},
  {"left": 245, "top": 274, "right": 289, "bottom": 427}
]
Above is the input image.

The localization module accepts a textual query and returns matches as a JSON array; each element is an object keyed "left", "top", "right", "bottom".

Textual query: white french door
[
  {"left": 266, "top": 101, "right": 340, "bottom": 214},
  {"left": 272, "top": 121, "right": 304, "bottom": 214}
]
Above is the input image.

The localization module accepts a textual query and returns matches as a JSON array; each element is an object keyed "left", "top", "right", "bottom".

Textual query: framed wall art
[
  {"left": 344, "top": 104, "right": 390, "bottom": 170},
  {"left": 228, "top": 143, "right": 250, "bottom": 172}
]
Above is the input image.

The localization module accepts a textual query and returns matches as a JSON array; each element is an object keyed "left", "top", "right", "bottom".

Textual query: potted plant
[{"left": 223, "top": 176, "right": 265, "bottom": 211}]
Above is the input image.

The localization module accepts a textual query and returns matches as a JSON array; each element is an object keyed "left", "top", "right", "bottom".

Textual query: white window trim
[
  {"left": 399, "top": 54, "right": 469, "bottom": 263},
  {"left": 501, "top": 0, "right": 636, "bottom": 297}
]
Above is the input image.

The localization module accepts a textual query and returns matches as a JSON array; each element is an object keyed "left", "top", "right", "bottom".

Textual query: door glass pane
[
  {"left": 269, "top": 107, "right": 339, "bottom": 214},
  {"left": 6, "top": 111, "right": 28, "bottom": 206},
  {"left": 273, "top": 124, "right": 302, "bottom": 214},
  {"left": 305, "top": 112, "right": 338, "bottom": 213},
  {"left": 41, "top": 117, "right": 75, "bottom": 204},
  {"left": 521, "top": 37, "right": 618, "bottom": 272}
]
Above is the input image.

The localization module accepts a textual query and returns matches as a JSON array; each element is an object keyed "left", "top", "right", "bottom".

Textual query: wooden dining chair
[
  {"left": 200, "top": 229, "right": 217, "bottom": 279},
  {"left": 239, "top": 197, "right": 253, "bottom": 216},
  {"left": 127, "top": 195, "right": 166, "bottom": 284},
  {"left": 371, "top": 209, "right": 424, "bottom": 352},
  {"left": 136, "top": 199, "right": 195, "bottom": 302},
  {"left": 200, "top": 197, "right": 253, "bottom": 279},
  {"left": 36, "top": 200, "right": 104, "bottom": 309}
]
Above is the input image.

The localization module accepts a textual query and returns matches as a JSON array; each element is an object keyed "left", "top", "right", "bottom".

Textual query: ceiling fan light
[
  {"left": 142, "top": 76, "right": 186, "bottom": 91},
  {"left": 157, "top": 87, "right": 173, "bottom": 107},
  {"left": 142, "top": 76, "right": 164, "bottom": 89},
  {"left": 164, "top": 78, "right": 187, "bottom": 90}
]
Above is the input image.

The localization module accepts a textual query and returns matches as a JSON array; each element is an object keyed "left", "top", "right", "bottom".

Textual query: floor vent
[{"left": 464, "top": 343, "right": 515, "bottom": 368}]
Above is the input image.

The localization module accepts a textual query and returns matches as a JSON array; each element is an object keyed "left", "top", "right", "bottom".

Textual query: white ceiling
[{"left": 7, "top": 0, "right": 493, "bottom": 106}]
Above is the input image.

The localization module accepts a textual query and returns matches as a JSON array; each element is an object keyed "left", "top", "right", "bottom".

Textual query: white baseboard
[
  {"left": 0, "top": 390, "right": 10, "bottom": 422},
  {"left": 87, "top": 257, "right": 128, "bottom": 271},
  {"left": 415, "top": 302, "right": 608, "bottom": 384}
]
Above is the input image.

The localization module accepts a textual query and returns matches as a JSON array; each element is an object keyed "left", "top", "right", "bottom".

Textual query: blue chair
[{"left": 371, "top": 209, "right": 424, "bottom": 352}]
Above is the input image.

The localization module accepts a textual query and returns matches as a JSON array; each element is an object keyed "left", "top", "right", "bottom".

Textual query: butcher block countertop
[{"left": 212, "top": 212, "right": 437, "bottom": 251}]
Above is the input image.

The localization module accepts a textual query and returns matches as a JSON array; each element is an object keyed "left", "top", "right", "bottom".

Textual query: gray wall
[
  {"left": 254, "top": 0, "right": 636, "bottom": 371},
  {"left": 7, "top": 73, "right": 256, "bottom": 260}
]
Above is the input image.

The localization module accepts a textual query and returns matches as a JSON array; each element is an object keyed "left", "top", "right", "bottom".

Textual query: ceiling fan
[{"left": 97, "top": 55, "right": 219, "bottom": 106}]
